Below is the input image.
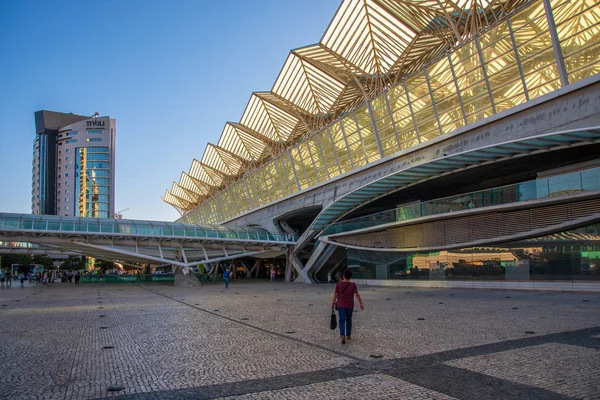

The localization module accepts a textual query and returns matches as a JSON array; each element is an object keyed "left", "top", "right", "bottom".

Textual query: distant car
[{"left": 392, "top": 270, "right": 407, "bottom": 278}]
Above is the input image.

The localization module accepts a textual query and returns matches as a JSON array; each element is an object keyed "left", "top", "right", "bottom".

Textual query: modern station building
[
  {"left": 32, "top": 110, "right": 116, "bottom": 219},
  {"left": 162, "top": 0, "right": 598, "bottom": 286}
]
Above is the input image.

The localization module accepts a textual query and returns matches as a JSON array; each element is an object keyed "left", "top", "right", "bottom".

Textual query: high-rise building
[{"left": 32, "top": 110, "right": 116, "bottom": 218}]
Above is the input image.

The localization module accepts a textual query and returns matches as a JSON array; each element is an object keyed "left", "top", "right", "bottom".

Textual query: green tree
[
  {"left": 60, "top": 256, "right": 85, "bottom": 271},
  {"left": 0, "top": 254, "right": 32, "bottom": 269},
  {"left": 95, "top": 259, "right": 115, "bottom": 272},
  {"left": 32, "top": 254, "right": 53, "bottom": 268}
]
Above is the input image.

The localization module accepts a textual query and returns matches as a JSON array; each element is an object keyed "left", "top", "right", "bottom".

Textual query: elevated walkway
[{"left": 0, "top": 214, "right": 296, "bottom": 268}]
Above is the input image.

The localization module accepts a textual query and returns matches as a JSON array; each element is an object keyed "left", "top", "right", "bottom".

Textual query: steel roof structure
[{"left": 164, "top": 0, "right": 531, "bottom": 215}]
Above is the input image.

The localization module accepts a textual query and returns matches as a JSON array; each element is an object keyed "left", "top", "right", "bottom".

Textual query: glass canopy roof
[{"left": 164, "top": 0, "right": 530, "bottom": 214}]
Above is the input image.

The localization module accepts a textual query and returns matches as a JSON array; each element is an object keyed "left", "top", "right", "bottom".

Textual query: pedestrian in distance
[
  {"left": 331, "top": 269, "right": 364, "bottom": 344},
  {"left": 0, "top": 270, "right": 5, "bottom": 287},
  {"left": 224, "top": 268, "right": 230, "bottom": 289},
  {"left": 270, "top": 267, "right": 276, "bottom": 282}
]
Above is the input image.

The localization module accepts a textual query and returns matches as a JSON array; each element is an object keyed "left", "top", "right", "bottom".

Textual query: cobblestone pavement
[{"left": 0, "top": 280, "right": 599, "bottom": 399}]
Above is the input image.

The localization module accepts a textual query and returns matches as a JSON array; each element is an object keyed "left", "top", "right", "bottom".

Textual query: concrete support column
[
  {"left": 253, "top": 259, "right": 261, "bottom": 278},
  {"left": 285, "top": 248, "right": 294, "bottom": 282}
]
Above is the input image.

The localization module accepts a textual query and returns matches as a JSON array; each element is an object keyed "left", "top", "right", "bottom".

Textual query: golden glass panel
[
  {"left": 371, "top": 93, "right": 386, "bottom": 110},
  {"left": 345, "top": 130, "right": 367, "bottom": 168},
  {"left": 511, "top": 2, "right": 547, "bottom": 32},
  {"left": 553, "top": 0, "right": 600, "bottom": 83},
  {"left": 307, "top": 138, "right": 324, "bottom": 169},
  {"left": 495, "top": 93, "right": 527, "bottom": 113},
  {"left": 451, "top": 42, "right": 481, "bottom": 78},
  {"left": 479, "top": 21, "right": 511, "bottom": 50},
  {"left": 435, "top": 93, "right": 461, "bottom": 114},
  {"left": 388, "top": 85, "right": 409, "bottom": 112},
  {"left": 525, "top": 68, "right": 561, "bottom": 100},
  {"left": 338, "top": 155, "right": 353, "bottom": 174},
  {"left": 431, "top": 81, "right": 458, "bottom": 103},
  {"left": 277, "top": 157, "right": 296, "bottom": 196},
  {"left": 440, "top": 115, "right": 465, "bottom": 134},
  {"left": 379, "top": 125, "right": 399, "bottom": 157},
  {"left": 427, "top": 57, "right": 451, "bottom": 85},
  {"left": 406, "top": 73, "right": 430, "bottom": 101},
  {"left": 464, "top": 89, "right": 493, "bottom": 111},
  {"left": 414, "top": 106, "right": 440, "bottom": 140},
  {"left": 361, "top": 134, "right": 381, "bottom": 163},
  {"left": 342, "top": 114, "right": 358, "bottom": 134},
  {"left": 466, "top": 106, "right": 494, "bottom": 124},
  {"left": 355, "top": 105, "right": 373, "bottom": 130},
  {"left": 487, "top": 62, "right": 521, "bottom": 88},
  {"left": 376, "top": 115, "right": 393, "bottom": 132},
  {"left": 289, "top": 147, "right": 308, "bottom": 190},
  {"left": 387, "top": 82, "right": 405, "bottom": 103}
]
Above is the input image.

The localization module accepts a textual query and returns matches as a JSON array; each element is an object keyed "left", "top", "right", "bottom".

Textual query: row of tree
[{"left": 0, "top": 254, "right": 118, "bottom": 271}]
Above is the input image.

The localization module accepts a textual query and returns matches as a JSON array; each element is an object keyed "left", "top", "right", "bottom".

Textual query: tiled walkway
[{"left": 0, "top": 280, "right": 598, "bottom": 399}]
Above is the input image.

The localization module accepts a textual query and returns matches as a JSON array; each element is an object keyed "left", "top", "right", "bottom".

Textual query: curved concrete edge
[{"left": 354, "top": 278, "right": 600, "bottom": 293}]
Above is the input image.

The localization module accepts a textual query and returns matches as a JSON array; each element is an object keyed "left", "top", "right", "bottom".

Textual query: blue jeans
[
  {"left": 337, "top": 308, "right": 353, "bottom": 337},
  {"left": 225, "top": 278, "right": 229, "bottom": 288}
]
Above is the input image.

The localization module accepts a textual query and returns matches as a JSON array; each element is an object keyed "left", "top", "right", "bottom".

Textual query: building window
[
  {"left": 65, "top": 189, "right": 69, "bottom": 194},
  {"left": 58, "top": 207, "right": 61, "bottom": 211},
  {"left": 66, "top": 139, "right": 78, "bottom": 144},
  {"left": 65, "top": 173, "right": 69, "bottom": 177},
  {"left": 87, "top": 129, "right": 103, "bottom": 134},
  {"left": 65, "top": 165, "right": 70, "bottom": 169},
  {"left": 67, "top": 131, "right": 78, "bottom": 136},
  {"left": 65, "top": 206, "right": 69, "bottom": 210},
  {"left": 57, "top": 199, "right": 61, "bottom": 203},
  {"left": 66, "top": 149, "right": 70, "bottom": 153},
  {"left": 86, "top": 138, "right": 102, "bottom": 142},
  {"left": 65, "top": 181, "right": 70, "bottom": 186},
  {"left": 65, "top": 157, "right": 70, "bottom": 161}
]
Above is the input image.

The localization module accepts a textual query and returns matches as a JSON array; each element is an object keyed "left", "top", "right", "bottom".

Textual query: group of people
[
  {"left": 0, "top": 270, "right": 32, "bottom": 287},
  {"left": 0, "top": 269, "right": 83, "bottom": 286}
]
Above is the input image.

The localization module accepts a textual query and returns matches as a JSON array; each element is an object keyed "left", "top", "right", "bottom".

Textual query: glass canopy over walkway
[
  {"left": 164, "top": 0, "right": 600, "bottom": 226},
  {"left": 0, "top": 213, "right": 296, "bottom": 267}
]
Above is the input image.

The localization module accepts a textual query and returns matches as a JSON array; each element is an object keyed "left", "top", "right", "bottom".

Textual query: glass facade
[
  {"left": 0, "top": 213, "right": 295, "bottom": 242},
  {"left": 347, "top": 222, "right": 600, "bottom": 281},
  {"left": 179, "top": 0, "right": 600, "bottom": 225},
  {"left": 324, "top": 166, "right": 600, "bottom": 236},
  {"left": 75, "top": 147, "right": 111, "bottom": 218}
]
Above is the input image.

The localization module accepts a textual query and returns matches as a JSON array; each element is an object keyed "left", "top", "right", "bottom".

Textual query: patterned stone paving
[
  {"left": 0, "top": 280, "right": 599, "bottom": 399},
  {"left": 446, "top": 343, "right": 600, "bottom": 399}
]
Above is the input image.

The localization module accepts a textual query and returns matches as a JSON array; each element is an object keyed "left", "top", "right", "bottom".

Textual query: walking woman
[{"left": 331, "top": 269, "right": 364, "bottom": 344}]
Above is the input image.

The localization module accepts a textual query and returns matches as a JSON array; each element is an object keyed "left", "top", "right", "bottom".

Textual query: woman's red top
[{"left": 335, "top": 281, "right": 357, "bottom": 308}]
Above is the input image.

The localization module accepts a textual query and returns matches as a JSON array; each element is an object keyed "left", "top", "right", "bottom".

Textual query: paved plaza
[{"left": 0, "top": 280, "right": 599, "bottom": 399}]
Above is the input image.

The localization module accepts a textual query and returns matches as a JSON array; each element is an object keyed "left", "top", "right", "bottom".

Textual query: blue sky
[{"left": 0, "top": 0, "right": 340, "bottom": 221}]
